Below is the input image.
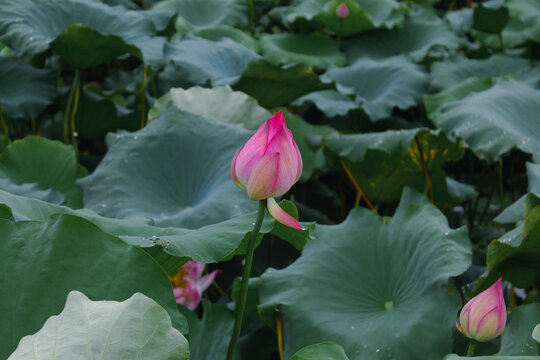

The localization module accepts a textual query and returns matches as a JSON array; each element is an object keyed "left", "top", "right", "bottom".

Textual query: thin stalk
[
  {"left": 69, "top": 69, "right": 81, "bottom": 144},
  {"left": 499, "top": 160, "right": 505, "bottom": 210},
  {"left": 510, "top": 284, "right": 515, "bottom": 310},
  {"left": 63, "top": 69, "right": 79, "bottom": 143},
  {"left": 414, "top": 137, "right": 434, "bottom": 203},
  {"left": 498, "top": 33, "right": 505, "bottom": 52},
  {"left": 212, "top": 281, "right": 225, "bottom": 296},
  {"left": 226, "top": 200, "right": 266, "bottom": 360},
  {"left": 140, "top": 65, "right": 148, "bottom": 128},
  {"left": 0, "top": 105, "right": 10, "bottom": 144},
  {"left": 275, "top": 308, "right": 284, "bottom": 360},
  {"left": 340, "top": 160, "right": 376, "bottom": 212},
  {"left": 466, "top": 339, "right": 477, "bottom": 357},
  {"left": 248, "top": 0, "right": 255, "bottom": 34},
  {"left": 31, "top": 117, "right": 36, "bottom": 134}
]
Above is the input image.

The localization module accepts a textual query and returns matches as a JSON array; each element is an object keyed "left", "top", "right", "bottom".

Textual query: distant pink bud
[
  {"left": 170, "top": 260, "right": 221, "bottom": 310},
  {"left": 336, "top": 3, "right": 349, "bottom": 19},
  {"left": 231, "top": 111, "right": 302, "bottom": 201},
  {"left": 456, "top": 278, "right": 507, "bottom": 342}
]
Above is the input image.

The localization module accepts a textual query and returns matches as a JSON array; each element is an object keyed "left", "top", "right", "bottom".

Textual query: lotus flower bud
[
  {"left": 231, "top": 111, "right": 304, "bottom": 230},
  {"left": 336, "top": 3, "right": 349, "bottom": 19},
  {"left": 456, "top": 278, "right": 507, "bottom": 342}
]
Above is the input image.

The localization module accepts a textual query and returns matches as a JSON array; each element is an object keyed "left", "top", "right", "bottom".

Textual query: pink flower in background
[
  {"left": 230, "top": 111, "right": 305, "bottom": 230},
  {"left": 336, "top": 3, "right": 349, "bottom": 18},
  {"left": 170, "top": 260, "right": 221, "bottom": 310},
  {"left": 456, "top": 278, "right": 507, "bottom": 342}
]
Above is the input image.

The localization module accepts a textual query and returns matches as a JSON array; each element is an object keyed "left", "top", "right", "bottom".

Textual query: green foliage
[{"left": 8, "top": 291, "right": 189, "bottom": 360}]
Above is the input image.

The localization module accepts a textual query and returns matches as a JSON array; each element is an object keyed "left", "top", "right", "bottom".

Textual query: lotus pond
[{"left": 0, "top": 0, "right": 539, "bottom": 359}]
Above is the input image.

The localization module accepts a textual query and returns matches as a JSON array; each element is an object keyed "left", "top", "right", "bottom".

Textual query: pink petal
[
  {"left": 231, "top": 146, "right": 246, "bottom": 189},
  {"left": 474, "top": 307, "right": 500, "bottom": 341},
  {"left": 267, "top": 197, "right": 305, "bottom": 230},
  {"left": 198, "top": 269, "right": 222, "bottom": 292},
  {"left": 186, "top": 289, "right": 202, "bottom": 311},
  {"left": 247, "top": 153, "right": 280, "bottom": 200},
  {"left": 234, "top": 120, "right": 270, "bottom": 186},
  {"left": 264, "top": 127, "right": 299, "bottom": 197},
  {"left": 268, "top": 111, "right": 286, "bottom": 140}
]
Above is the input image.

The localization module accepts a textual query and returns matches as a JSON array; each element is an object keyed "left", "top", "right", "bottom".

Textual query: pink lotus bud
[
  {"left": 231, "top": 111, "right": 304, "bottom": 230},
  {"left": 336, "top": 3, "right": 349, "bottom": 19},
  {"left": 170, "top": 260, "right": 221, "bottom": 310},
  {"left": 456, "top": 278, "right": 507, "bottom": 342}
]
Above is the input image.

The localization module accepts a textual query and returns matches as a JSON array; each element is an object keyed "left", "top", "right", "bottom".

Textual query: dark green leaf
[
  {"left": 473, "top": 1, "right": 509, "bottom": 34},
  {"left": 499, "top": 304, "right": 540, "bottom": 356},
  {"left": 256, "top": 188, "right": 471, "bottom": 359},
  {"left": 290, "top": 342, "right": 350, "bottom": 360}
]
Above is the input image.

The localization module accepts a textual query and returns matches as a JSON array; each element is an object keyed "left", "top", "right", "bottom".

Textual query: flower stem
[
  {"left": 226, "top": 199, "right": 266, "bottom": 360},
  {"left": 140, "top": 65, "right": 148, "bottom": 129},
  {"left": 466, "top": 339, "right": 477, "bottom": 357},
  {"left": 0, "top": 104, "right": 10, "bottom": 144}
]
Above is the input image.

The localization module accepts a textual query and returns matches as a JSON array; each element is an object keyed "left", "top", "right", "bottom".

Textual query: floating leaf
[
  {"left": 290, "top": 342, "right": 350, "bottom": 360},
  {"left": 233, "top": 60, "right": 333, "bottom": 108},
  {"left": 149, "top": 86, "right": 270, "bottom": 129},
  {"left": 321, "top": 56, "right": 428, "bottom": 121},
  {"left": 293, "top": 90, "right": 357, "bottom": 118},
  {"left": 259, "top": 33, "right": 346, "bottom": 70},
  {"left": 270, "top": 0, "right": 407, "bottom": 36},
  {"left": 0, "top": 0, "right": 172, "bottom": 68},
  {"left": 0, "top": 136, "right": 86, "bottom": 208},
  {"left": 486, "top": 193, "right": 540, "bottom": 288},
  {"left": 431, "top": 80, "right": 540, "bottom": 162},
  {"left": 256, "top": 188, "right": 471, "bottom": 359},
  {"left": 0, "top": 56, "right": 56, "bottom": 119},
  {"left": 499, "top": 304, "right": 540, "bottom": 356},
  {"left": 164, "top": 35, "right": 260, "bottom": 86},
  {"left": 193, "top": 25, "right": 259, "bottom": 52},
  {"left": 344, "top": 6, "right": 461, "bottom": 62},
  {"left": 429, "top": 54, "right": 531, "bottom": 91},
  {"left": 78, "top": 107, "right": 257, "bottom": 228},
  {"left": 0, "top": 178, "right": 64, "bottom": 204},
  {"left": 152, "top": 0, "right": 247, "bottom": 31},
  {"left": 8, "top": 291, "right": 189, "bottom": 360},
  {"left": 0, "top": 214, "right": 188, "bottom": 359}
]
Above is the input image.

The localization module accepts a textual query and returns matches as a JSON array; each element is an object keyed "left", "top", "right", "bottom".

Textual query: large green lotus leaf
[
  {"left": 495, "top": 162, "right": 540, "bottom": 224},
  {"left": 8, "top": 291, "right": 189, "bottom": 360},
  {"left": 152, "top": 0, "right": 246, "bottom": 31},
  {"left": 445, "top": 8, "right": 473, "bottom": 35},
  {"left": 0, "top": 56, "right": 56, "bottom": 119},
  {"left": 0, "top": 178, "right": 64, "bottom": 204},
  {"left": 193, "top": 25, "right": 259, "bottom": 52},
  {"left": 164, "top": 35, "right": 260, "bottom": 86},
  {"left": 233, "top": 60, "right": 334, "bottom": 108},
  {"left": 499, "top": 304, "right": 540, "bottom": 356},
  {"left": 424, "top": 77, "right": 494, "bottom": 119},
  {"left": 432, "top": 80, "right": 540, "bottom": 162},
  {"left": 78, "top": 107, "right": 257, "bottom": 228},
  {"left": 179, "top": 300, "right": 235, "bottom": 360},
  {"left": 149, "top": 86, "right": 270, "bottom": 129},
  {"left": 292, "top": 90, "right": 358, "bottom": 118},
  {"left": 259, "top": 33, "right": 346, "bottom": 70},
  {"left": 0, "top": 0, "right": 171, "bottom": 68},
  {"left": 344, "top": 6, "right": 461, "bottom": 62},
  {"left": 486, "top": 193, "right": 540, "bottom": 288},
  {"left": 429, "top": 54, "right": 532, "bottom": 91},
  {"left": 281, "top": 110, "right": 337, "bottom": 182},
  {"left": 472, "top": 0, "right": 540, "bottom": 49},
  {"left": 325, "top": 128, "right": 463, "bottom": 207},
  {"left": 290, "top": 342, "right": 350, "bottom": 360},
  {"left": 270, "top": 0, "right": 407, "bottom": 36},
  {"left": 0, "top": 136, "right": 86, "bottom": 208},
  {"left": 0, "top": 214, "right": 188, "bottom": 359},
  {"left": 321, "top": 56, "right": 428, "bottom": 121},
  {"left": 472, "top": 1, "right": 509, "bottom": 34},
  {"left": 255, "top": 188, "right": 471, "bottom": 359},
  {"left": 0, "top": 190, "right": 314, "bottom": 265}
]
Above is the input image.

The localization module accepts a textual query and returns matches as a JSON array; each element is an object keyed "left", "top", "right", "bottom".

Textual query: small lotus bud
[{"left": 336, "top": 3, "right": 349, "bottom": 19}]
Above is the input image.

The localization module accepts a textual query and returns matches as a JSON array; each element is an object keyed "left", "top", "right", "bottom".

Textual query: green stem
[
  {"left": 499, "top": 159, "right": 505, "bottom": 210},
  {"left": 248, "top": 0, "right": 255, "bottom": 34},
  {"left": 498, "top": 33, "right": 505, "bottom": 52},
  {"left": 0, "top": 104, "right": 10, "bottom": 144},
  {"left": 140, "top": 65, "right": 148, "bottom": 128},
  {"left": 466, "top": 339, "right": 477, "bottom": 357},
  {"left": 226, "top": 200, "right": 266, "bottom": 360},
  {"left": 70, "top": 69, "right": 81, "bottom": 145},
  {"left": 63, "top": 69, "right": 79, "bottom": 144}
]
